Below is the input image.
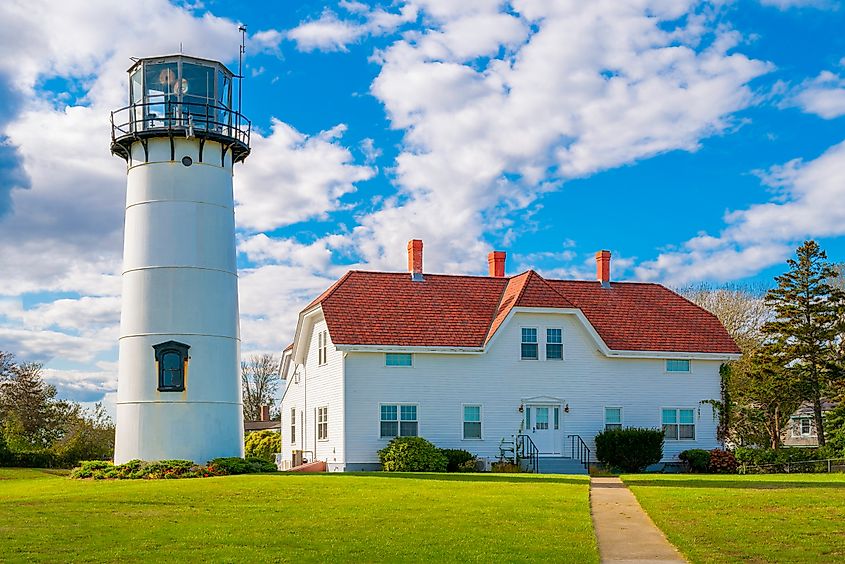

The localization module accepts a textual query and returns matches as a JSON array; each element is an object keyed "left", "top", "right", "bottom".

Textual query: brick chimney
[
  {"left": 407, "top": 239, "right": 424, "bottom": 281},
  {"left": 488, "top": 251, "right": 506, "bottom": 277},
  {"left": 596, "top": 250, "right": 611, "bottom": 288},
  {"left": 259, "top": 405, "right": 270, "bottom": 422}
]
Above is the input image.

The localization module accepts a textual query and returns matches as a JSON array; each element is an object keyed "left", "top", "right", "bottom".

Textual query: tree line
[
  {"left": 0, "top": 352, "right": 114, "bottom": 467},
  {"left": 681, "top": 240, "right": 845, "bottom": 452}
]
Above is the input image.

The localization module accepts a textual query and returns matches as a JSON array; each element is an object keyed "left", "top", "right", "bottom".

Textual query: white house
[{"left": 279, "top": 241, "right": 740, "bottom": 472}]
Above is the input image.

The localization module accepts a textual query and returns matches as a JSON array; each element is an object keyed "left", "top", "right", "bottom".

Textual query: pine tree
[{"left": 763, "top": 241, "right": 845, "bottom": 446}]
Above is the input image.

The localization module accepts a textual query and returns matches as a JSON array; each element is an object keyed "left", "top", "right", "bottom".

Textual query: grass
[
  {"left": 622, "top": 473, "right": 845, "bottom": 563},
  {"left": 0, "top": 469, "right": 597, "bottom": 563}
]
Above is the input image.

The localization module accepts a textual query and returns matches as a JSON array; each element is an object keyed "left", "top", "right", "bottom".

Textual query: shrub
[
  {"left": 209, "top": 456, "right": 276, "bottom": 475},
  {"left": 679, "top": 449, "right": 711, "bottom": 473},
  {"left": 735, "top": 447, "right": 820, "bottom": 467},
  {"left": 11, "top": 450, "right": 59, "bottom": 469},
  {"left": 141, "top": 460, "right": 195, "bottom": 479},
  {"left": 594, "top": 428, "right": 664, "bottom": 473},
  {"left": 378, "top": 437, "right": 448, "bottom": 472},
  {"left": 440, "top": 448, "right": 476, "bottom": 472},
  {"left": 244, "top": 430, "right": 281, "bottom": 463},
  {"left": 70, "top": 460, "right": 113, "bottom": 479},
  {"left": 708, "top": 449, "right": 738, "bottom": 473},
  {"left": 0, "top": 433, "right": 10, "bottom": 466},
  {"left": 491, "top": 461, "right": 522, "bottom": 473}
]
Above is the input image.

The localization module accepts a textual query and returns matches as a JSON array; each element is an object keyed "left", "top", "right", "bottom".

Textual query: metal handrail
[
  {"left": 516, "top": 434, "right": 540, "bottom": 473},
  {"left": 567, "top": 434, "right": 591, "bottom": 471},
  {"left": 110, "top": 100, "right": 251, "bottom": 148}
]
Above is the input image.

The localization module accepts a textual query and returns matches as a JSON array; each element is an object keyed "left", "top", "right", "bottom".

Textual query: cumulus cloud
[
  {"left": 351, "top": 0, "right": 769, "bottom": 273},
  {"left": 0, "top": 0, "right": 251, "bottom": 401},
  {"left": 635, "top": 140, "right": 845, "bottom": 284},
  {"left": 287, "top": 3, "right": 418, "bottom": 52},
  {"left": 234, "top": 120, "right": 375, "bottom": 232},
  {"left": 789, "top": 70, "right": 845, "bottom": 119}
]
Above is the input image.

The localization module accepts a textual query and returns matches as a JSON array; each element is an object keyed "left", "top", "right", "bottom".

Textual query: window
[
  {"left": 153, "top": 341, "right": 189, "bottom": 392},
  {"left": 662, "top": 408, "right": 695, "bottom": 440},
  {"left": 317, "top": 407, "right": 328, "bottom": 441},
  {"left": 521, "top": 328, "right": 538, "bottom": 360},
  {"left": 794, "top": 417, "right": 813, "bottom": 437},
  {"left": 554, "top": 407, "right": 560, "bottom": 430},
  {"left": 385, "top": 353, "right": 412, "bottom": 367},
  {"left": 380, "top": 404, "right": 418, "bottom": 438},
  {"left": 605, "top": 407, "right": 622, "bottom": 431},
  {"left": 801, "top": 418, "right": 812, "bottom": 435},
  {"left": 290, "top": 407, "right": 297, "bottom": 444},
  {"left": 317, "top": 330, "right": 328, "bottom": 366},
  {"left": 463, "top": 405, "right": 482, "bottom": 439},
  {"left": 546, "top": 328, "right": 563, "bottom": 360},
  {"left": 666, "top": 359, "right": 691, "bottom": 373}
]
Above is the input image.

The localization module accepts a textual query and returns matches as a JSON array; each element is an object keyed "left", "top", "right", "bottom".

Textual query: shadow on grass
[
  {"left": 268, "top": 472, "right": 588, "bottom": 486},
  {"left": 623, "top": 477, "right": 845, "bottom": 490}
]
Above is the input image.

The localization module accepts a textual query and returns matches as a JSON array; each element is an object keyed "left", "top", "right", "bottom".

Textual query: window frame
[
  {"left": 153, "top": 340, "right": 189, "bottom": 392},
  {"left": 604, "top": 406, "right": 623, "bottom": 431},
  {"left": 545, "top": 327, "right": 564, "bottom": 360},
  {"left": 665, "top": 359, "right": 692, "bottom": 373},
  {"left": 521, "top": 327, "right": 539, "bottom": 360},
  {"left": 385, "top": 353, "right": 413, "bottom": 367},
  {"left": 661, "top": 407, "right": 696, "bottom": 441},
  {"left": 290, "top": 407, "right": 297, "bottom": 445},
  {"left": 379, "top": 403, "right": 419, "bottom": 439},
  {"left": 317, "top": 330, "right": 328, "bottom": 366},
  {"left": 462, "top": 403, "right": 483, "bottom": 440},
  {"left": 317, "top": 406, "right": 328, "bottom": 441}
]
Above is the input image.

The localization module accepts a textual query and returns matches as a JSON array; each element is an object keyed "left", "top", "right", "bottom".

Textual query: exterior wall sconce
[
  {"left": 518, "top": 404, "right": 524, "bottom": 413},
  {"left": 564, "top": 403, "right": 570, "bottom": 413}
]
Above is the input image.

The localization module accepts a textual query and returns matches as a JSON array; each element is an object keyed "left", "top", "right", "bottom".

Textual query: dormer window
[{"left": 153, "top": 341, "right": 189, "bottom": 392}]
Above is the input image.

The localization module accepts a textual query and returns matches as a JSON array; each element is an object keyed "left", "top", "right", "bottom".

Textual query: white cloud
[
  {"left": 0, "top": 0, "right": 252, "bottom": 400},
  {"left": 43, "top": 365, "right": 118, "bottom": 403},
  {"left": 790, "top": 70, "right": 845, "bottom": 119},
  {"left": 636, "top": 140, "right": 845, "bottom": 284},
  {"left": 287, "top": 4, "right": 418, "bottom": 52},
  {"left": 758, "top": 0, "right": 835, "bottom": 9},
  {"left": 234, "top": 120, "right": 375, "bottom": 232},
  {"left": 354, "top": 0, "right": 769, "bottom": 273}
]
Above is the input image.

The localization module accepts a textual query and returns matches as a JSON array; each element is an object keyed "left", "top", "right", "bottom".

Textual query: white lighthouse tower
[{"left": 110, "top": 54, "right": 250, "bottom": 463}]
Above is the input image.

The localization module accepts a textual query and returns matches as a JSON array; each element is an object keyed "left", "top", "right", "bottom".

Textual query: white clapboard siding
[{"left": 343, "top": 311, "right": 721, "bottom": 466}]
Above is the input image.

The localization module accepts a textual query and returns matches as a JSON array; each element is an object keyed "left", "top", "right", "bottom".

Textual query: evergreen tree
[{"left": 763, "top": 241, "right": 845, "bottom": 446}]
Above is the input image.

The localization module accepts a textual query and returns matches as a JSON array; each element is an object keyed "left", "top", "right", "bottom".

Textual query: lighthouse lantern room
[{"left": 110, "top": 54, "right": 250, "bottom": 464}]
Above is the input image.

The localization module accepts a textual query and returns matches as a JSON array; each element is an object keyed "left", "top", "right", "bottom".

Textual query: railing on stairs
[
  {"left": 516, "top": 434, "right": 540, "bottom": 473},
  {"left": 567, "top": 434, "right": 591, "bottom": 472}
]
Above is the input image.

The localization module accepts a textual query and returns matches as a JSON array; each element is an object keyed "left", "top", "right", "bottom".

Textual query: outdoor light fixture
[
  {"left": 564, "top": 403, "right": 570, "bottom": 413},
  {"left": 518, "top": 404, "right": 524, "bottom": 413}
]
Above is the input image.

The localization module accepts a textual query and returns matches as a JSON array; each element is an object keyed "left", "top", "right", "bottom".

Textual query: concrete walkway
[{"left": 590, "top": 477, "right": 686, "bottom": 564}]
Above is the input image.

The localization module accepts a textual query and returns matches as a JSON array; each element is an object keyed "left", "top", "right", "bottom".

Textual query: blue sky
[{"left": 1, "top": 0, "right": 844, "bottom": 409}]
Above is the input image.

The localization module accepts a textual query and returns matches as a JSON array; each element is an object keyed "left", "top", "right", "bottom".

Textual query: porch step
[{"left": 537, "top": 457, "right": 588, "bottom": 475}]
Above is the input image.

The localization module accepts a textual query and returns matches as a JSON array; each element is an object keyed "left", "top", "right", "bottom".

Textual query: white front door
[{"left": 526, "top": 404, "right": 562, "bottom": 455}]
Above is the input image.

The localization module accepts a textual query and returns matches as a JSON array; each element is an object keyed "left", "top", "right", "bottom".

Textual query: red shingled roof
[{"left": 306, "top": 270, "right": 740, "bottom": 354}]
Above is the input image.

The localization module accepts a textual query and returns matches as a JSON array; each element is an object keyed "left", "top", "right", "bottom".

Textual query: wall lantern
[
  {"left": 564, "top": 403, "right": 570, "bottom": 413},
  {"left": 518, "top": 404, "right": 524, "bottom": 413}
]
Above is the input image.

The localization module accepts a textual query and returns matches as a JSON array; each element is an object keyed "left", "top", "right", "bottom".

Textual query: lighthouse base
[{"left": 114, "top": 401, "right": 244, "bottom": 464}]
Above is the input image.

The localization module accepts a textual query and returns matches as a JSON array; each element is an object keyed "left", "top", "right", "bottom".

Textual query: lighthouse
[{"left": 110, "top": 54, "right": 250, "bottom": 463}]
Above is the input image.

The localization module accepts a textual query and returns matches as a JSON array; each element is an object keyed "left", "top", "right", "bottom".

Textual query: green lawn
[
  {"left": 623, "top": 473, "right": 845, "bottom": 564},
  {"left": 0, "top": 469, "right": 597, "bottom": 563}
]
